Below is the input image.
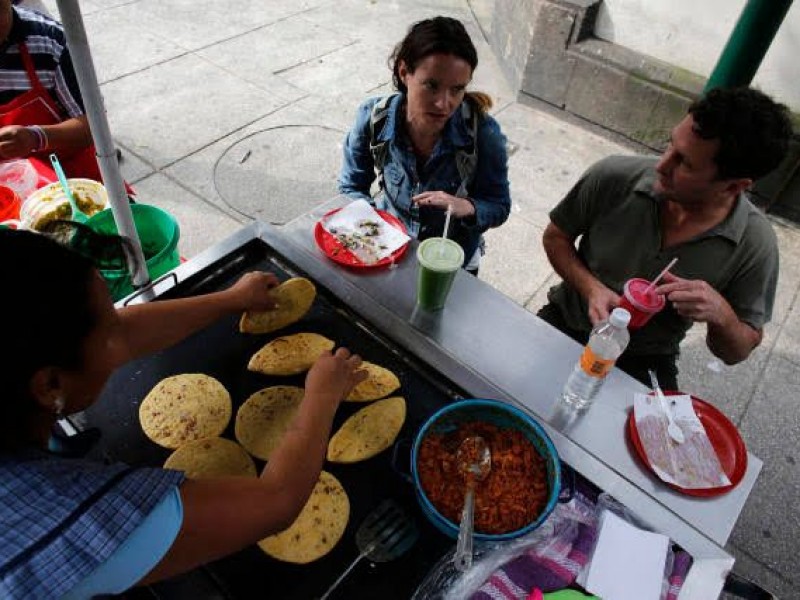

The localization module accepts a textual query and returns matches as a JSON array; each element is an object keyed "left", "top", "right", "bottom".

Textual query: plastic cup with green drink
[{"left": 416, "top": 237, "right": 464, "bottom": 311}]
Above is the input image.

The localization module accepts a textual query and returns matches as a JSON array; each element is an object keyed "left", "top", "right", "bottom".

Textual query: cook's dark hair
[
  {"left": 390, "top": 17, "right": 491, "bottom": 112},
  {"left": 0, "top": 228, "right": 99, "bottom": 450},
  {"left": 689, "top": 87, "right": 793, "bottom": 180}
]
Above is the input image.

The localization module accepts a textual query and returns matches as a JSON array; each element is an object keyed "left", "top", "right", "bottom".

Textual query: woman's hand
[
  {"left": 0, "top": 125, "right": 38, "bottom": 159},
  {"left": 225, "top": 271, "right": 280, "bottom": 312},
  {"left": 305, "top": 348, "right": 367, "bottom": 405},
  {"left": 413, "top": 190, "right": 475, "bottom": 218}
]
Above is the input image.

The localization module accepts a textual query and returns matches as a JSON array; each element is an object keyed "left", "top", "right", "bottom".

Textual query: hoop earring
[{"left": 54, "top": 397, "right": 65, "bottom": 417}]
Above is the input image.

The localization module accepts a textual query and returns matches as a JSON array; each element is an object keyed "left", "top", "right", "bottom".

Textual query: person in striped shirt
[{"left": 0, "top": 0, "right": 95, "bottom": 177}]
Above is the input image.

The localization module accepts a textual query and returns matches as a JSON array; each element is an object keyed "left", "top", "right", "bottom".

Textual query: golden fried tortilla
[
  {"left": 239, "top": 277, "right": 316, "bottom": 334},
  {"left": 257, "top": 471, "right": 349, "bottom": 564},
  {"left": 328, "top": 397, "right": 406, "bottom": 463},
  {"left": 247, "top": 333, "right": 335, "bottom": 376},
  {"left": 163, "top": 437, "right": 257, "bottom": 478},
  {"left": 139, "top": 374, "right": 231, "bottom": 449},
  {"left": 235, "top": 386, "right": 305, "bottom": 461},
  {"left": 346, "top": 361, "right": 401, "bottom": 402}
]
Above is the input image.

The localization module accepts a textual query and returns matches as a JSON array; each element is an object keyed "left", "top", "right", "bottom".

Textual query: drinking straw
[
  {"left": 442, "top": 203, "right": 453, "bottom": 239},
  {"left": 645, "top": 257, "right": 678, "bottom": 294},
  {"left": 438, "top": 204, "right": 453, "bottom": 258}
]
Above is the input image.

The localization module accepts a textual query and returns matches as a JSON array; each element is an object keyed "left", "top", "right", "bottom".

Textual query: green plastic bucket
[{"left": 86, "top": 203, "right": 180, "bottom": 300}]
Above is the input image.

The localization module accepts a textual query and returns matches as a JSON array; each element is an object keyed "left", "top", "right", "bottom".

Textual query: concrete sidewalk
[{"left": 42, "top": 0, "right": 800, "bottom": 597}]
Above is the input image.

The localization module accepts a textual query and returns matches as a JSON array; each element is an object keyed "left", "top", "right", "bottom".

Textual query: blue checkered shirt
[{"left": 0, "top": 450, "right": 184, "bottom": 599}]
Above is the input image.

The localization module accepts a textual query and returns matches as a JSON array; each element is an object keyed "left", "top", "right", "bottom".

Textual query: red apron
[{"left": 0, "top": 42, "right": 104, "bottom": 184}]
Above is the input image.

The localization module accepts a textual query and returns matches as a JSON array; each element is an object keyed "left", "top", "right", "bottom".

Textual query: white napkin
[
  {"left": 585, "top": 510, "right": 669, "bottom": 600},
  {"left": 321, "top": 199, "right": 410, "bottom": 264},
  {"left": 633, "top": 393, "right": 731, "bottom": 489}
]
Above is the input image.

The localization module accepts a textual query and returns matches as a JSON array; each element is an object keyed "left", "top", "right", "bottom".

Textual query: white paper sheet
[
  {"left": 633, "top": 393, "right": 730, "bottom": 489},
  {"left": 321, "top": 199, "right": 410, "bottom": 264},
  {"left": 584, "top": 511, "right": 669, "bottom": 600}
]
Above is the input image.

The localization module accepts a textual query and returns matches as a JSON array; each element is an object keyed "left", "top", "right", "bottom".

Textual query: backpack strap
[
  {"left": 454, "top": 100, "right": 479, "bottom": 198},
  {"left": 369, "top": 94, "right": 397, "bottom": 192}
]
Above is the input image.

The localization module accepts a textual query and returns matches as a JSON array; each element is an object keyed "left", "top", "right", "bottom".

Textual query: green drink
[{"left": 416, "top": 237, "right": 464, "bottom": 311}]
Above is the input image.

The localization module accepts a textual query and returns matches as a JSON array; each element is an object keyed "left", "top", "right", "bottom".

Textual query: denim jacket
[{"left": 338, "top": 93, "right": 511, "bottom": 264}]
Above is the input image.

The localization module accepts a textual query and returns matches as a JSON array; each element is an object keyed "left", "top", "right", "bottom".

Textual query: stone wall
[{"left": 494, "top": 0, "right": 704, "bottom": 152}]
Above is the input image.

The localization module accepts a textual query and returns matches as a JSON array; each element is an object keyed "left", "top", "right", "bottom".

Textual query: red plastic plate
[
  {"left": 314, "top": 207, "right": 409, "bottom": 268},
  {"left": 627, "top": 391, "right": 748, "bottom": 497}
]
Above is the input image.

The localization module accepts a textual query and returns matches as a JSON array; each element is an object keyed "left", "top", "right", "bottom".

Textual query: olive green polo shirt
[{"left": 547, "top": 155, "right": 779, "bottom": 356}]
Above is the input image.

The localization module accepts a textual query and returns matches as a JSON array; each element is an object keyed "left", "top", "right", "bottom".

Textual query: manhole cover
[{"left": 214, "top": 125, "right": 345, "bottom": 224}]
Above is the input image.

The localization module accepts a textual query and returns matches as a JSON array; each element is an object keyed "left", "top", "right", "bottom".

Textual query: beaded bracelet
[{"left": 26, "top": 125, "right": 48, "bottom": 152}]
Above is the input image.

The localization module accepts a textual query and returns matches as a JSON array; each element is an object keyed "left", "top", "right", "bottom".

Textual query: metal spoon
[
  {"left": 453, "top": 435, "right": 492, "bottom": 572},
  {"left": 648, "top": 370, "right": 685, "bottom": 444}
]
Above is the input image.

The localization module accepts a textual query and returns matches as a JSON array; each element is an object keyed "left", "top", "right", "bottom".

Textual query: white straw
[
  {"left": 646, "top": 257, "right": 678, "bottom": 294},
  {"left": 442, "top": 204, "right": 453, "bottom": 239}
]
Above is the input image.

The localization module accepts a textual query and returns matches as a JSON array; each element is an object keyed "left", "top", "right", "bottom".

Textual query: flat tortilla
[
  {"left": 164, "top": 437, "right": 257, "bottom": 478},
  {"left": 235, "top": 386, "right": 304, "bottom": 461},
  {"left": 139, "top": 374, "right": 231, "bottom": 449},
  {"left": 239, "top": 277, "right": 316, "bottom": 334},
  {"left": 257, "top": 471, "right": 349, "bottom": 564},
  {"left": 327, "top": 396, "right": 406, "bottom": 463},
  {"left": 346, "top": 361, "right": 401, "bottom": 402},
  {"left": 247, "top": 332, "right": 335, "bottom": 376}
]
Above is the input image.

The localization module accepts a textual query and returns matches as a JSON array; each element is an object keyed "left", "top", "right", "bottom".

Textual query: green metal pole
[{"left": 705, "top": 0, "right": 794, "bottom": 92}]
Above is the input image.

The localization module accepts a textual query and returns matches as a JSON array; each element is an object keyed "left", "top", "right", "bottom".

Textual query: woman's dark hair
[
  {"left": 0, "top": 227, "right": 120, "bottom": 450},
  {"left": 390, "top": 16, "right": 491, "bottom": 113},
  {"left": 689, "top": 87, "right": 794, "bottom": 181}
]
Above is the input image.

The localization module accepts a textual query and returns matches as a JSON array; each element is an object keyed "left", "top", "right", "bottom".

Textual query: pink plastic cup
[{"left": 618, "top": 277, "right": 666, "bottom": 330}]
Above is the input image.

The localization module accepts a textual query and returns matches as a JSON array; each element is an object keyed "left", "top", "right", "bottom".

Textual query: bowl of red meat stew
[{"left": 412, "top": 398, "right": 561, "bottom": 541}]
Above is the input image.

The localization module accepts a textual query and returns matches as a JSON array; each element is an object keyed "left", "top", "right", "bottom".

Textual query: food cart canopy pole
[
  {"left": 54, "top": 0, "right": 149, "bottom": 288},
  {"left": 705, "top": 0, "right": 794, "bottom": 91}
]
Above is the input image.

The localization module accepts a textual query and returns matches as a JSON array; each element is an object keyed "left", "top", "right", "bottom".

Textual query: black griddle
[{"left": 86, "top": 238, "right": 471, "bottom": 600}]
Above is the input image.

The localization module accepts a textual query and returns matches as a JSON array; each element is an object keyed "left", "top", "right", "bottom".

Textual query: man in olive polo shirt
[{"left": 538, "top": 87, "right": 793, "bottom": 389}]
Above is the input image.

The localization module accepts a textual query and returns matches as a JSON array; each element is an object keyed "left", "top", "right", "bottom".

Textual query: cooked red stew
[{"left": 417, "top": 421, "right": 549, "bottom": 534}]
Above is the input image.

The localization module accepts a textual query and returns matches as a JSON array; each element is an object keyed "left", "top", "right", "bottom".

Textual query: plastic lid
[
  {"left": 417, "top": 237, "right": 464, "bottom": 272},
  {"left": 610, "top": 307, "right": 632, "bottom": 328}
]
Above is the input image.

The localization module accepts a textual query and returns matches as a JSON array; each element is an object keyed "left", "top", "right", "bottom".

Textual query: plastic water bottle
[{"left": 561, "top": 307, "right": 631, "bottom": 410}]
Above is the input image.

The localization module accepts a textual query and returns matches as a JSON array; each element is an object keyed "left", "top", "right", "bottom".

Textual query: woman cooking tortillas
[{"left": 0, "top": 228, "right": 366, "bottom": 598}]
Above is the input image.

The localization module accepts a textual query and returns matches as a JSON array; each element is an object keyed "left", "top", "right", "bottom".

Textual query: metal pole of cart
[{"left": 54, "top": 0, "right": 150, "bottom": 288}]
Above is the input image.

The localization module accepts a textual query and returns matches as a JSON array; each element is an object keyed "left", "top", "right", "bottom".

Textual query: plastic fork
[
  {"left": 648, "top": 369, "right": 685, "bottom": 444},
  {"left": 319, "top": 499, "right": 418, "bottom": 600}
]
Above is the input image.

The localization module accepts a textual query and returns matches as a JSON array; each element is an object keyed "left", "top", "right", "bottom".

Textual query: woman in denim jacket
[{"left": 339, "top": 16, "right": 511, "bottom": 274}]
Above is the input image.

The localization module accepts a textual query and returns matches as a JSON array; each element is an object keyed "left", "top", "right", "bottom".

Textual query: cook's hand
[
  {"left": 412, "top": 190, "right": 475, "bottom": 219},
  {"left": 305, "top": 347, "right": 367, "bottom": 403},
  {"left": 586, "top": 283, "right": 621, "bottom": 326},
  {"left": 0, "top": 125, "right": 38, "bottom": 160},
  {"left": 226, "top": 271, "right": 280, "bottom": 312},
  {"left": 655, "top": 272, "right": 734, "bottom": 326}
]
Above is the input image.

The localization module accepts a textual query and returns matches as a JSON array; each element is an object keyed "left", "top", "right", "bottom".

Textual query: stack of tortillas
[
  {"left": 164, "top": 437, "right": 256, "bottom": 478},
  {"left": 240, "top": 277, "right": 316, "bottom": 334},
  {"left": 346, "top": 361, "right": 401, "bottom": 402},
  {"left": 235, "top": 386, "right": 304, "bottom": 461},
  {"left": 248, "top": 333, "right": 335, "bottom": 376},
  {"left": 139, "top": 374, "right": 232, "bottom": 449},
  {"left": 258, "top": 471, "right": 349, "bottom": 563},
  {"left": 328, "top": 397, "right": 406, "bottom": 463}
]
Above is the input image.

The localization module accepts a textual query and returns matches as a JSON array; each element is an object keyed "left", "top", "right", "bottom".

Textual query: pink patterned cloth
[{"left": 470, "top": 521, "right": 692, "bottom": 600}]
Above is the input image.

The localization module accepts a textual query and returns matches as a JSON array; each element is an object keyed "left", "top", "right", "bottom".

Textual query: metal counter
[{"left": 126, "top": 198, "right": 758, "bottom": 599}]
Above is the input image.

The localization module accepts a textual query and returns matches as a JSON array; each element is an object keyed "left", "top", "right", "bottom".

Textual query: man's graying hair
[{"left": 689, "top": 87, "right": 793, "bottom": 181}]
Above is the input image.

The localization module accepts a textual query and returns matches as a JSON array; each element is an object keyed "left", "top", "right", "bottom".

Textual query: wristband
[{"left": 27, "top": 125, "right": 48, "bottom": 152}]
